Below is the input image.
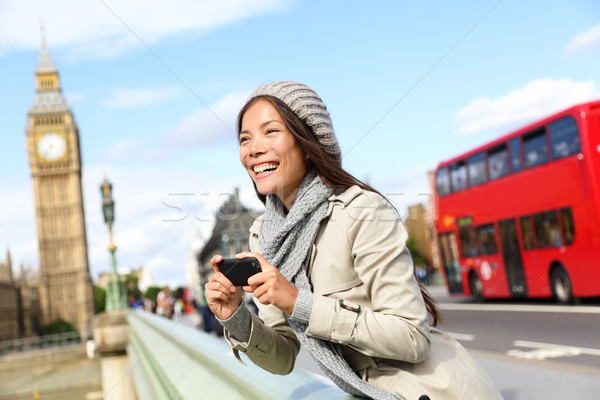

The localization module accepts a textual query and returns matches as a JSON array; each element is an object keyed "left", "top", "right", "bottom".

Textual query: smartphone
[{"left": 217, "top": 257, "right": 261, "bottom": 286}]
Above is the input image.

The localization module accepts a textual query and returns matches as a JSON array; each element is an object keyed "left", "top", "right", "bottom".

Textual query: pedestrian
[
  {"left": 173, "top": 293, "right": 185, "bottom": 321},
  {"left": 197, "top": 281, "right": 224, "bottom": 335},
  {"left": 205, "top": 81, "right": 503, "bottom": 399},
  {"left": 128, "top": 294, "right": 144, "bottom": 309},
  {"left": 156, "top": 286, "right": 173, "bottom": 318},
  {"left": 416, "top": 264, "right": 427, "bottom": 284}
]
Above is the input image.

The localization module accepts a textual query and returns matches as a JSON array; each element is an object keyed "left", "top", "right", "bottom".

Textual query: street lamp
[{"left": 100, "top": 175, "right": 127, "bottom": 312}]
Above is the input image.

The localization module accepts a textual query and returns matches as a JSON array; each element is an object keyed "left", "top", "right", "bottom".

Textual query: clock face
[{"left": 37, "top": 133, "right": 67, "bottom": 162}]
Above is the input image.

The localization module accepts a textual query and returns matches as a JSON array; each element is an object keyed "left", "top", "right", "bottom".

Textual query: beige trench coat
[{"left": 226, "top": 186, "right": 503, "bottom": 400}]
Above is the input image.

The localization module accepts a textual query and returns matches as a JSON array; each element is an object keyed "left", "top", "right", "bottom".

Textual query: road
[
  {"left": 436, "top": 286, "right": 600, "bottom": 371},
  {"left": 295, "top": 285, "right": 600, "bottom": 400}
]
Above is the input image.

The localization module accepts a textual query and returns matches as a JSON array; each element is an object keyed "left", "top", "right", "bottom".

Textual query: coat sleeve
[
  {"left": 223, "top": 227, "right": 301, "bottom": 375},
  {"left": 305, "top": 192, "right": 431, "bottom": 363},
  {"left": 225, "top": 302, "right": 301, "bottom": 375}
]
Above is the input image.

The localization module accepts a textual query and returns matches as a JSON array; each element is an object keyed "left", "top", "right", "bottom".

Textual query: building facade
[
  {"left": 15, "top": 266, "right": 44, "bottom": 338},
  {"left": 426, "top": 170, "right": 442, "bottom": 275},
  {"left": 405, "top": 203, "right": 433, "bottom": 267},
  {"left": 198, "top": 189, "right": 258, "bottom": 283},
  {"left": 0, "top": 251, "right": 19, "bottom": 340},
  {"left": 24, "top": 38, "right": 94, "bottom": 337}
]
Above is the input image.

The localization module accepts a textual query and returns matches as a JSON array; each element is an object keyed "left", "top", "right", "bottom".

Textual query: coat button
[{"left": 418, "top": 396, "right": 430, "bottom": 400}]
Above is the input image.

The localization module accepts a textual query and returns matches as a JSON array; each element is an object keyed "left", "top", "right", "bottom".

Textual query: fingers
[
  {"left": 251, "top": 271, "right": 282, "bottom": 298},
  {"left": 205, "top": 276, "right": 242, "bottom": 320},
  {"left": 242, "top": 285, "right": 254, "bottom": 293},
  {"left": 205, "top": 284, "right": 233, "bottom": 302},
  {"left": 235, "top": 251, "right": 256, "bottom": 259},
  {"left": 207, "top": 271, "right": 235, "bottom": 297},
  {"left": 233, "top": 251, "right": 275, "bottom": 288},
  {"left": 251, "top": 278, "right": 269, "bottom": 299},
  {"left": 229, "top": 252, "right": 297, "bottom": 313},
  {"left": 236, "top": 251, "right": 276, "bottom": 273},
  {"left": 210, "top": 254, "right": 224, "bottom": 272}
]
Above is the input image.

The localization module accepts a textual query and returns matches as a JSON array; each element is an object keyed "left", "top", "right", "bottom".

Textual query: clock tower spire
[{"left": 25, "top": 33, "right": 94, "bottom": 337}]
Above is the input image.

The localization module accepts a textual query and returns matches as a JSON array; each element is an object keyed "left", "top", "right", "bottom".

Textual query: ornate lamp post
[
  {"left": 94, "top": 177, "right": 135, "bottom": 400},
  {"left": 100, "top": 176, "right": 127, "bottom": 311}
]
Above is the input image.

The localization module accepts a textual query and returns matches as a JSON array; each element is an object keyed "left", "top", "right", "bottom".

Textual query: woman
[{"left": 205, "top": 81, "right": 503, "bottom": 400}]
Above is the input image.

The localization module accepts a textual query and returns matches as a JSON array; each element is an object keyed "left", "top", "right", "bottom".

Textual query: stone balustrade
[{"left": 127, "top": 310, "right": 359, "bottom": 400}]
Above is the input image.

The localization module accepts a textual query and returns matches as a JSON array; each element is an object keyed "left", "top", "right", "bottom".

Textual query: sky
[{"left": 1, "top": 0, "right": 599, "bottom": 288}]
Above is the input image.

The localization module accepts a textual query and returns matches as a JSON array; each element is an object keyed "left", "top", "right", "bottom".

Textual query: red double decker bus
[{"left": 434, "top": 101, "right": 600, "bottom": 303}]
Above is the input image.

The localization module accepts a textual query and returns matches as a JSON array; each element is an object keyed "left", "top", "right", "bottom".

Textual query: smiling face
[{"left": 239, "top": 99, "right": 308, "bottom": 210}]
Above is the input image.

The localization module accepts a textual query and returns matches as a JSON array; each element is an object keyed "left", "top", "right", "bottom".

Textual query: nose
[{"left": 249, "top": 135, "right": 265, "bottom": 157}]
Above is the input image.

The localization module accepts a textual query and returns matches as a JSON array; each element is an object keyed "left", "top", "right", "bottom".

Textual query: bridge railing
[
  {"left": 0, "top": 331, "right": 81, "bottom": 355},
  {"left": 127, "top": 310, "right": 359, "bottom": 400}
]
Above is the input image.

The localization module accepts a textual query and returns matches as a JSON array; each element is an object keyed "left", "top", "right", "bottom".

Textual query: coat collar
[
  {"left": 324, "top": 185, "right": 363, "bottom": 218},
  {"left": 249, "top": 213, "right": 264, "bottom": 235}
]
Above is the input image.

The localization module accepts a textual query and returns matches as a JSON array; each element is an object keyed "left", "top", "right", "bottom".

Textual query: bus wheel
[
  {"left": 469, "top": 273, "right": 484, "bottom": 303},
  {"left": 550, "top": 266, "right": 573, "bottom": 304}
]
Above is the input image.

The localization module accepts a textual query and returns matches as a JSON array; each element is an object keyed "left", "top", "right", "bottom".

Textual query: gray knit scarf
[{"left": 259, "top": 170, "right": 401, "bottom": 400}]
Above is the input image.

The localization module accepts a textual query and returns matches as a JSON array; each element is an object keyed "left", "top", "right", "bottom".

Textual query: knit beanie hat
[{"left": 248, "top": 81, "right": 342, "bottom": 164}]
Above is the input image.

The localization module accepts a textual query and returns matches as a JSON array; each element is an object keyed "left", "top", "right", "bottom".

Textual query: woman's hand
[
  {"left": 237, "top": 251, "right": 299, "bottom": 315},
  {"left": 204, "top": 254, "right": 242, "bottom": 320}
]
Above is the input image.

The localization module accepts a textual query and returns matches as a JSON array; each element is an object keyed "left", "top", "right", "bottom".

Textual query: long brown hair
[{"left": 237, "top": 95, "right": 443, "bottom": 326}]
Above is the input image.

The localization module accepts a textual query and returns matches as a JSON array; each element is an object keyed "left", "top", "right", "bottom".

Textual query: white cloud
[
  {"left": 161, "top": 91, "right": 249, "bottom": 148},
  {"left": 98, "top": 138, "right": 164, "bottom": 163},
  {"left": 83, "top": 164, "right": 255, "bottom": 287},
  {"left": 378, "top": 163, "right": 436, "bottom": 219},
  {"left": 98, "top": 90, "right": 248, "bottom": 163},
  {"left": 0, "top": 162, "right": 257, "bottom": 289},
  {"left": 101, "top": 86, "right": 183, "bottom": 109},
  {"left": 0, "top": 0, "right": 291, "bottom": 59},
  {"left": 0, "top": 183, "right": 35, "bottom": 221},
  {"left": 455, "top": 78, "right": 598, "bottom": 136},
  {"left": 0, "top": 180, "right": 38, "bottom": 269},
  {"left": 563, "top": 22, "right": 600, "bottom": 55}
]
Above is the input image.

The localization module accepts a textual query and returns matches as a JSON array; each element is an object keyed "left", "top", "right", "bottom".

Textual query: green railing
[
  {"left": 127, "top": 310, "right": 359, "bottom": 400},
  {"left": 0, "top": 331, "right": 81, "bottom": 355}
]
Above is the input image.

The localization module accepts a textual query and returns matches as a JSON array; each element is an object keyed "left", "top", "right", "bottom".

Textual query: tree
[
  {"left": 144, "top": 286, "right": 162, "bottom": 302},
  {"left": 125, "top": 273, "right": 142, "bottom": 298},
  {"left": 39, "top": 319, "right": 79, "bottom": 337},
  {"left": 93, "top": 285, "right": 106, "bottom": 314},
  {"left": 172, "top": 286, "right": 187, "bottom": 300},
  {"left": 406, "top": 237, "right": 426, "bottom": 267}
]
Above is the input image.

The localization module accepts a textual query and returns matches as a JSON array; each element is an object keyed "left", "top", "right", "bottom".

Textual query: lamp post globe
[{"left": 100, "top": 178, "right": 115, "bottom": 226}]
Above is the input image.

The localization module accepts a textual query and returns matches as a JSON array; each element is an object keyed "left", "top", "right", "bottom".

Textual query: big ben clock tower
[{"left": 25, "top": 35, "right": 94, "bottom": 336}]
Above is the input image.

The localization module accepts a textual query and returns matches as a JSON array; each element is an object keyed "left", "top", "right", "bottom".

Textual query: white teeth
[{"left": 254, "top": 163, "right": 279, "bottom": 174}]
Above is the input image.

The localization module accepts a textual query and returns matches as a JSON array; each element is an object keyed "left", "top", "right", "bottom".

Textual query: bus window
[
  {"left": 523, "top": 128, "right": 548, "bottom": 168},
  {"left": 477, "top": 224, "right": 498, "bottom": 255},
  {"left": 520, "top": 216, "right": 535, "bottom": 250},
  {"left": 468, "top": 152, "right": 487, "bottom": 186},
  {"left": 549, "top": 116, "right": 580, "bottom": 159},
  {"left": 533, "top": 210, "right": 563, "bottom": 248},
  {"left": 488, "top": 144, "right": 509, "bottom": 180},
  {"left": 560, "top": 207, "right": 575, "bottom": 245},
  {"left": 509, "top": 137, "right": 522, "bottom": 172},
  {"left": 450, "top": 161, "right": 468, "bottom": 192},
  {"left": 458, "top": 227, "right": 478, "bottom": 257},
  {"left": 436, "top": 167, "right": 450, "bottom": 196}
]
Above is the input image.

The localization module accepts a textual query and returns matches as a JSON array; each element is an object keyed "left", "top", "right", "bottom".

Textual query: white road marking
[
  {"left": 440, "top": 303, "right": 600, "bottom": 314},
  {"left": 507, "top": 340, "right": 600, "bottom": 360},
  {"left": 446, "top": 332, "right": 475, "bottom": 341},
  {"left": 507, "top": 347, "right": 581, "bottom": 360}
]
